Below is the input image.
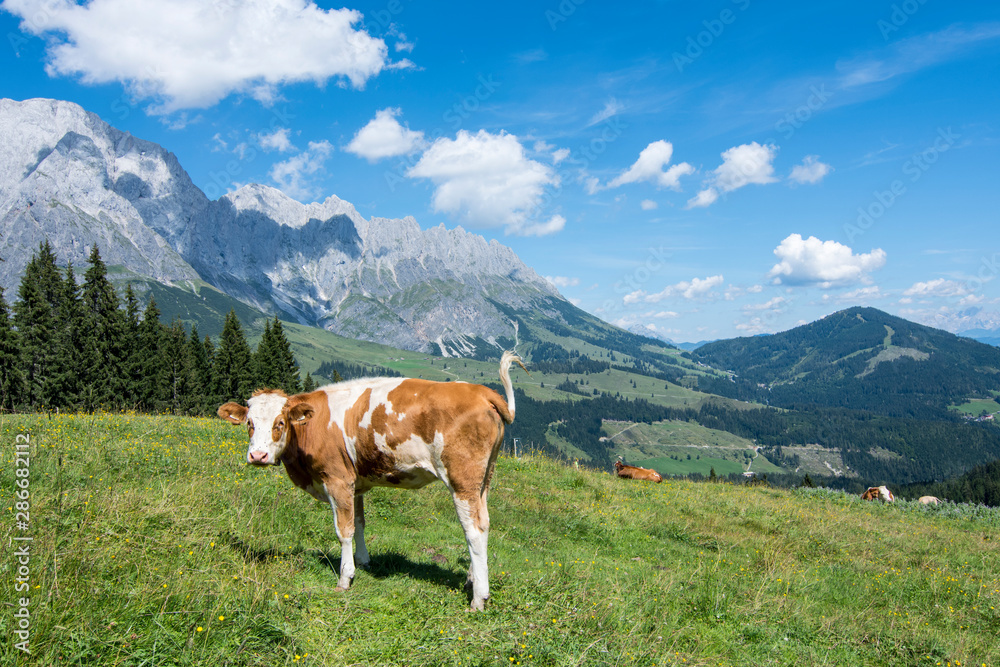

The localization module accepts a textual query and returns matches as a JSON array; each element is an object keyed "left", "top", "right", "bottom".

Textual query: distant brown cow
[
  {"left": 861, "top": 485, "right": 894, "bottom": 502},
  {"left": 918, "top": 495, "right": 940, "bottom": 505},
  {"left": 614, "top": 460, "right": 663, "bottom": 483}
]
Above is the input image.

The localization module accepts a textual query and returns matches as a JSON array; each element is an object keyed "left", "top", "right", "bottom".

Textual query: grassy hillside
[
  {"left": 693, "top": 307, "right": 1000, "bottom": 417},
  {"left": 3, "top": 413, "right": 1000, "bottom": 666}
]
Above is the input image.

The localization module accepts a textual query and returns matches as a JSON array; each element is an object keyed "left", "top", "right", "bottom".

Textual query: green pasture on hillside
[
  {"left": 949, "top": 397, "right": 1000, "bottom": 416},
  {"left": 2, "top": 412, "right": 1000, "bottom": 666}
]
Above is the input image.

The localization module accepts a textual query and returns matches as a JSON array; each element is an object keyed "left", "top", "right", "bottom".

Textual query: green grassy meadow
[
  {"left": 949, "top": 398, "right": 1000, "bottom": 416},
  {"left": 3, "top": 412, "right": 1000, "bottom": 666}
]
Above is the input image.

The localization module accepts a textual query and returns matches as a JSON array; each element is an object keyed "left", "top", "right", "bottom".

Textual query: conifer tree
[
  {"left": 254, "top": 318, "right": 277, "bottom": 389},
  {"left": 202, "top": 334, "right": 216, "bottom": 406},
  {"left": 52, "top": 262, "right": 89, "bottom": 409},
  {"left": 188, "top": 324, "right": 213, "bottom": 413},
  {"left": 270, "top": 318, "right": 301, "bottom": 394},
  {"left": 82, "top": 245, "right": 124, "bottom": 406},
  {"left": 214, "top": 309, "right": 254, "bottom": 402},
  {"left": 302, "top": 372, "right": 316, "bottom": 393},
  {"left": 163, "top": 318, "right": 195, "bottom": 414},
  {"left": 14, "top": 242, "right": 62, "bottom": 408},
  {"left": 0, "top": 287, "right": 24, "bottom": 411},
  {"left": 120, "top": 284, "right": 142, "bottom": 408},
  {"left": 137, "top": 298, "right": 167, "bottom": 411}
]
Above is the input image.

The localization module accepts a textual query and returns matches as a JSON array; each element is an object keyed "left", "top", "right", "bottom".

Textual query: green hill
[
  {"left": 693, "top": 307, "right": 1000, "bottom": 418},
  {"left": 3, "top": 412, "right": 999, "bottom": 666}
]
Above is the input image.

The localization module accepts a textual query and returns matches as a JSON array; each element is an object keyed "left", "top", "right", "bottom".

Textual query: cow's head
[{"left": 217, "top": 391, "right": 315, "bottom": 466}]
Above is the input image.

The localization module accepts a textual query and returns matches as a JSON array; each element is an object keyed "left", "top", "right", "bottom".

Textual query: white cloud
[
  {"left": 903, "top": 278, "right": 971, "bottom": 299},
  {"left": 5, "top": 0, "right": 398, "bottom": 112},
  {"left": 259, "top": 127, "right": 294, "bottom": 153},
  {"left": 269, "top": 140, "right": 334, "bottom": 201},
  {"left": 640, "top": 199, "right": 658, "bottom": 211},
  {"left": 838, "top": 23, "right": 1000, "bottom": 89},
  {"left": 688, "top": 142, "right": 778, "bottom": 208},
  {"left": 407, "top": 130, "right": 562, "bottom": 236},
  {"left": 607, "top": 140, "right": 695, "bottom": 191},
  {"left": 345, "top": 108, "right": 426, "bottom": 162},
  {"left": 588, "top": 97, "right": 624, "bottom": 125},
  {"left": 838, "top": 286, "right": 883, "bottom": 302},
  {"left": 743, "top": 296, "right": 788, "bottom": 312},
  {"left": 625, "top": 275, "right": 724, "bottom": 304},
  {"left": 767, "top": 234, "right": 886, "bottom": 287},
  {"left": 210, "top": 133, "right": 228, "bottom": 153},
  {"left": 735, "top": 317, "right": 774, "bottom": 335},
  {"left": 789, "top": 155, "right": 832, "bottom": 184},
  {"left": 552, "top": 148, "right": 570, "bottom": 164},
  {"left": 545, "top": 275, "right": 580, "bottom": 289}
]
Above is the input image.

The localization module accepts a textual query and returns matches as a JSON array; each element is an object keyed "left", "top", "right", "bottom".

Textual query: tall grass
[{"left": 1, "top": 412, "right": 998, "bottom": 666}]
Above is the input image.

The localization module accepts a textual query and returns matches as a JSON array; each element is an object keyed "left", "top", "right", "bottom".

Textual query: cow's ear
[
  {"left": 287, "top": 402, "right": 315, "bottom": 424},
  {"left": 217, "top": 402, "right": 248, "bottom": 424}
]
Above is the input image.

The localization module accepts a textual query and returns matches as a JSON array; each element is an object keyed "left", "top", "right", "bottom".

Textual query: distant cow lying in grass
[
  {"left": 919, "top": 495, "right": 941, "bottom": 505},
  {"left": 861, "top": 485, "right": 894, "bottom": 502},
  {"left": 217, "top": 351, "right": 527, "bottom": 611},
  {"left": 614, "top": 459, "right": 663, "bottom": 483}
]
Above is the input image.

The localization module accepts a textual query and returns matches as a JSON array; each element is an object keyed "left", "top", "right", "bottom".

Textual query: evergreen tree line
[
  {"left": 491, "top": 384, "right": 1000, "bottom": 488},
  {"left": 0, "top": 242, "right": 304, "bottom": 415}
]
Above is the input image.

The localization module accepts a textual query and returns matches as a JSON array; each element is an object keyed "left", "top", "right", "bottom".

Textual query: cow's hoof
[{"left": 334, "top": 585, "right": 349, "bottom": 593}]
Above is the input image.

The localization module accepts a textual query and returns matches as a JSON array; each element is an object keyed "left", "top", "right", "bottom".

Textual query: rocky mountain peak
[{"left": 0, "top": 97, "right": 568, "bottom": 355}]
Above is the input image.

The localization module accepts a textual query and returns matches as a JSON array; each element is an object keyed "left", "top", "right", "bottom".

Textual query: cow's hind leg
[
  {"left": 354, "top": 493, "right": 370, "bottom": 568},
  {"left": 452, "top": 491, "right": 490, "bottom": 611}
]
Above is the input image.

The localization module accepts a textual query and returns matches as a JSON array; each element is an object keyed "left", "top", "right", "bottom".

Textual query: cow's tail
[{"left": 497, "top": 350, "right": 528, "bottom": 424}]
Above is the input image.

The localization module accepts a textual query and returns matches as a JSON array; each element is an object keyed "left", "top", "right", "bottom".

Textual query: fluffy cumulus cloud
[
  {"left": 345, "top": 108, "right": 427, "bottom": 162},
  {"left": 269, "top": 140, "right": 334, "bottom": 201},
  {"left": 259, "top": 127, "right": 294, "bottom": 152},
  {"left": 688, "top": 142, "right": 778, "bottom": 208},
  {"left": 624, "top": 275, "right": 724, "bottom": 304},
  {"left": 607, "top": 140, "right": 695, "bottom": 191},
  {"left": 407, "top": 130, "right": 563, "bottom": 236},
  {"left": 789, "top": 155, "right": 833, "bottom": 184},
  {"left": 902, "top": 278, "right": 971, "bottom": 299},
  {"left": 767, "top": 234, "right": 886, "bottom": 287},
  {"left": 5, "top": 0, "right": 400, "bottom": 112}
]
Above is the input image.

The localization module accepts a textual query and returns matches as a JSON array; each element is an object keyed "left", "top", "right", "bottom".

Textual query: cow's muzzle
[{"left": 248, "top": 450, "right": 273, "bottom": 465}]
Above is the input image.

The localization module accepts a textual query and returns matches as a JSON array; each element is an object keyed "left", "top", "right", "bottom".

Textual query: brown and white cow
[
  {"left": 217, "top": 351, "right": 527, "bottom": 611},
  {"left": 614, "top": 459, "right": 663, "bottom": 483},
  {"left": 861, "top": 485, "right": 894, "bottom": 502}
]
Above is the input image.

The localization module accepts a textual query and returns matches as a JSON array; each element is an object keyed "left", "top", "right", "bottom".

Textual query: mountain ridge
[
  {"left": 0, "top": 97, "right": 592, "bottom": 355},
  {"left": 693, "top": 306, "right": 1000, "bottom": 417}
]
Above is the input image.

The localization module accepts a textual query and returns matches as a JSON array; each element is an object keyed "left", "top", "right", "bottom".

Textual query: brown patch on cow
[
  {"left": 343, "top": 388, "right": 372, "bottom": 440},
  {"left": 279, "top": 391, "right": 356, "bottom": 495}
]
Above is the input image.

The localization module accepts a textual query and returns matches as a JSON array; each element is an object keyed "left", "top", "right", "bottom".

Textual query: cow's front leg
[
  {"left": 354, "top": 493, "right": 370, "bottom": 568},
  {"left": 324, "top": 479, "right": 356, "bottom": 591}
]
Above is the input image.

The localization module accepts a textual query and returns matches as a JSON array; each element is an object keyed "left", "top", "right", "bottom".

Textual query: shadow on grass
[
  {"left": 223, "top": 532, "right": 469, "bottom": 595},
  {"left": 312, "top": 549, "right": 468, "bottom": 592}
]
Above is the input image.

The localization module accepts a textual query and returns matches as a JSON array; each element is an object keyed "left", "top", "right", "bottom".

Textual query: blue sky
[{"left": 2, "top": 0, "right": 998, "bottom": 342}]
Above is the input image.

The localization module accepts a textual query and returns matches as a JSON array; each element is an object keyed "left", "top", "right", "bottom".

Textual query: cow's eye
[{"left": 247, "top": 421, "right": 255, "bottom": 436}]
